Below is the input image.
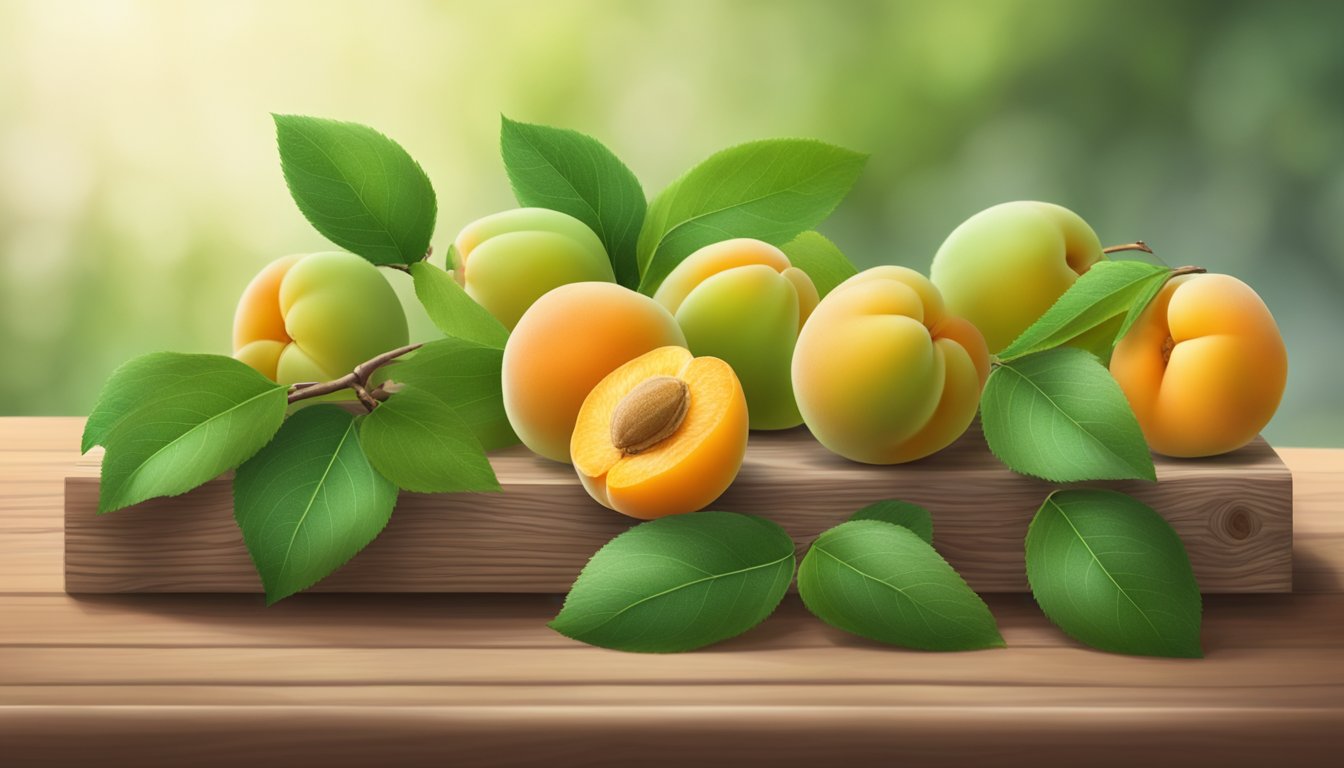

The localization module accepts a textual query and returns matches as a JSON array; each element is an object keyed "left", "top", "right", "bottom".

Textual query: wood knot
[{"left": 1214, "top": 504, "right": 1259, "bottom": 542}]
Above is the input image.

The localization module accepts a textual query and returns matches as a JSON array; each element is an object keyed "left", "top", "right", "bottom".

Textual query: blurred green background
[{"left": 1, "top": 0, "right": 1340, "bottom": 445}]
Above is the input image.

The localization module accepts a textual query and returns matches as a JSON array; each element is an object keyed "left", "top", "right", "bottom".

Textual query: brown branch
[
  {"left": 287, "top": 342, "right": 423, "bottom": 408},
  {"left": 1102, "top": 241, "right": 1153, "bottom": 255},
  {"left": 1170, "top": 265, "right": 1206, "bottom": 277}
]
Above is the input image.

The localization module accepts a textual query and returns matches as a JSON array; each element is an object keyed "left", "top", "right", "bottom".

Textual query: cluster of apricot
[{"left": 232, "top": 202, "right": 1286, "bottom": 520}]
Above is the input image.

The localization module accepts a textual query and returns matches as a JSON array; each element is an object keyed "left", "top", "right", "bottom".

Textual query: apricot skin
[
  {"left": 653, "top": 238, "right": 819, "bottom": 430},
  {"left": 453, "top": 208, "right": 615, "bottom": 330},
  {"left": 792, "top": 266, "right": 990, "bottom": 464},
  {"left": 233, "top": 252, "right": 409, "bottom": 384},
  {"left": 502, "top": 282, "right": 687, "bottom": 464},
  {"left": 1110, "top": 273, "right": 1286, "bottom": 457},
  {"left": 571, "top": 346, "right": 748, "bottom": 520}
]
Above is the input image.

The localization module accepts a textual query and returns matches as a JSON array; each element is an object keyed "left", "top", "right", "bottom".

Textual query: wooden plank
[{"left": 63, "top": 423, "right": 1294, "bottom": 594}]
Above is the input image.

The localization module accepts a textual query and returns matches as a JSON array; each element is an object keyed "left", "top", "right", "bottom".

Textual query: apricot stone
[
  {"left": 792, "top": 266, "right": 990, "bottom": 464},
  {"left": 502, "top": 282, "right": 687, "bottom": 463},
  {"left": 1110, "top": 273, "right": 1286, "bottom": 457},
  {"left": 452, "top": 208, "right": 615, "bottom": 330},
  {"left": 653, "top": 238, "right": 819, "bottom": 430},
  {"left": 233, "top": 252, "right": 408, "bottom": 384},
  {"left": 572, "top": 346, "right": 748, "bottom": 519}
]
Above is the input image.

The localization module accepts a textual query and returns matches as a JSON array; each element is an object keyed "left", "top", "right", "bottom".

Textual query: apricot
[
  {"left": 452, "top": 208, "right": 615, "bottom": 330},
  {"left": 653, "top": 238, "right": 819, "bottom": 429},
  {"left": 930, "top": 201, "right": 1104, "bottom": 353},
  {"left": 792, "top": 266, "right": 990, "bottom": 464},
  {"left": 1109, "top": 273, "right": 1286, "bottom": 457},
  {"left": 571, "top": 346, "right": 748, "bottom": 519},
  {"left": 233, "top": 252, "right": 409, "bottom": 384},
  {"left": 502, "top": 282, "right": 687, "bottom": 463}
]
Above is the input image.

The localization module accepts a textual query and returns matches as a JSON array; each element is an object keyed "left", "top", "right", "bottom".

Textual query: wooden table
[{"left": 2, "top": 418, "right": 1341, "bottom": 766}]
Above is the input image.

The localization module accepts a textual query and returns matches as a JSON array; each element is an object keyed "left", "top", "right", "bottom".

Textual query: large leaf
[
  {"left": 980, "top": 347, "right": 1156, "bottom": 482},
  {"left": 274, "top": 114, "right": 436, "bottom": 266},
  {"left": 383, "top": 337, "right": 518, "bottom": 450},
  {"left": 848, "top": 499, "right": 933, "bottom": 544},
  {"left": 233, "top": 405, "right": 399, "bottom": 604},
  {"left": 501, "top": 116, "right": 645, "bottom": 288},
  {"left": 998, "top": 261, "right": 1171, "bottom": 361},
  {"left": 636, "top": 139, "right": 866, "bottom": 295},
  {"left": 360, "top": 386, "right": 500, "bottom": 493},
  {"left": 798, "top": 520, "right": 1003, "bottom": 651},
  {"left": 549, "top": 511, "right": 795, "bottom": 653},
  {"left": 409, "top": 261, "right": 509, "bottom": 349},
  {"left": 1026, "top": 489, "right": 1202, "bottom": 658},
  {"left": 779, "top": 230, "right": 858, "bottom": 298},
  {"left": 94, "top": 354, "right": 288, "bottom": 513}
]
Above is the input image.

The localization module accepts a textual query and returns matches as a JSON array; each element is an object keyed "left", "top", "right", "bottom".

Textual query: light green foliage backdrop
[{"left": 0, "top": 0, "right": 1340, "bottom": 446}]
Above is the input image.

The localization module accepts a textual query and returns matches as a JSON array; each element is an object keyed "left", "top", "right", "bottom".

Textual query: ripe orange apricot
[
  {"left": 502, "top": 282, "right": 687, "bottom": 463},
  {"left": 571, "top": 346, "right": 748, "bottom": 519},
  {"left": 1110, "top": 273, "right": 1287, "bottom": 457}
]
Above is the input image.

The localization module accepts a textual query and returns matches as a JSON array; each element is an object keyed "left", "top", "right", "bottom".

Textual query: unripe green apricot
[
  {"left": 930, "top": 201, "right": 1104, "bottom": 354},
  {"left": 452, "top": 208, "right": 615, "bottom": 330}
]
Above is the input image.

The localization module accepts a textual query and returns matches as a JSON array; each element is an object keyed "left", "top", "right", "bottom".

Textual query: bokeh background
[{"left": 1, "top": 0, "right": 1340, "bottom": 445}]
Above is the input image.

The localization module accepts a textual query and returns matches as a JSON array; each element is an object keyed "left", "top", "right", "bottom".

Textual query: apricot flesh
[
  {"left": 502, "top": 282, "right": 687, "bottom": 463},
  {"left": 1109, "top": 273, "right": 1286, "bottom": 457},
  {"left": 572, "top": 346, "right": 748, "bottom": 519},
  {"left": 792, "top": 266, "right": 990, "bottom": 464},
  {"left": 233, "top": 252, "right": 409, "bottom": 384}
]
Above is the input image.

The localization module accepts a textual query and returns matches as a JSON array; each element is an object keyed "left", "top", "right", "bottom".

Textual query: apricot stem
[
  {"left": 286, "top": 342, "right": 423, "bottom": 409},
  {"left": 1170, "top": 265, "right": 1206, "bottom": 277},
  {"left": 1102, "top": 241, "right": 1153, "bottom": 255}
]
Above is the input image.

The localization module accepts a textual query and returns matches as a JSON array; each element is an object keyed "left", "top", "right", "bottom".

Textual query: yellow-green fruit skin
[
  {"left": 653, "top": 238, "right": 819, "bottom": 430},
  {"left": 453, "top": 208, "right": 615, "bottom": 330},
  {"left": 232, "top": 252, "right": 409, "bottom": 384},
  {"left": 930, "top": 201, "right": 1104, "bottom": 354},
  {"left": 1109, "top": 273, "right": 1287, "bottom": 458},
  {"left": 792, "top": 266, "right": 990, "bottom": 464}
]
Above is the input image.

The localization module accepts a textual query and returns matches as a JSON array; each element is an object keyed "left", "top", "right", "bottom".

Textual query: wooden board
[
  {"left": 63, "top": 422, "right": 1293, "bottom": 594},
  {"left": 3, "top": 418, "right": 1342, "bottom": 766}
]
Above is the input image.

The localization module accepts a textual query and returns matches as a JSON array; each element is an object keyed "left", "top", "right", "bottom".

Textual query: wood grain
[
  {"left": 63, "top": 422, "right": 1294, "bottom": 594},
  {"left": 1, "top": 418, "right": 1341, "bottom": 767}
]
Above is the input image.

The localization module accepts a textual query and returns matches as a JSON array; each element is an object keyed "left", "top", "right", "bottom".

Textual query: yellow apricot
[
  {"left": 1110, "top": 273, "right": 1286, "bottom": 457},
  {"left": 572, "top": 346, "right": 748, "bottom": 519},
  {"left": 792, "top": 266, "right": 990, "bottom": 464},
  {"left": 502, "top": 282, "right": 687, "bottom": 463}
]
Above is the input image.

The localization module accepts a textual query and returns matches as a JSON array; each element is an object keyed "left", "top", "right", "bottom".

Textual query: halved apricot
[{"left": 571, "top": 346, "right": 748, "bottom": 520}]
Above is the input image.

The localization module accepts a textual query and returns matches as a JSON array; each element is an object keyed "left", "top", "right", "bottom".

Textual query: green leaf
[
  {"left": 94, "top": 354, "right": 288, "bottom": 513},
  {"left": 848, "top": 499, "right": 933, "bottom": 544},
  {"left": 408, "top": 261, "right": 509, "bottom": 349},
  {"left": 779, "top": 230, "right": 858, "bottom": 298},
  {"left": 500, "top": 116, "right": 646, "bottom": 289},
  {"left": 384, "top": 338, "right": 518, "bottom": 451},
  {"left": 233, "top": 405, "right": 399, "bottom": 605},
  {"left": 549, "top": 511, "right": 795, "bottom": 653},
  {"left": 360, "top": 386, "right": 500, "bottom": 493},
  {"left": 1026, "top": 489, "right": 1202, "bottom": 658},
  {"left": 1114, "top": 268, "right": 1176, "bottom": 345},
  {"left": 274, "top": 114, "right": 436, "bottom": 266},
  {"left": 981, "top": 347, "right": 1156, "bottom": 482},
  {"left": 798, "top": 520, "right": 1003, "bottom": 651},
  {"left": 636, "top": 139, "right": 866, "bottom": 295},
  {"left": 998, "top": 261, "right": 1171, "bottom": 361}
]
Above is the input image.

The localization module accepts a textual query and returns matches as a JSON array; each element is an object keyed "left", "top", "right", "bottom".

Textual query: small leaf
[
  {"left": 233, "top": 405, "right": 399, "bottom": 605},
  {"left": 798, "top": 520, "right": 1003, "bottom": 651},
  {"left": 998, "top": 261, "right": 1171, "bottom": 361},
  {"left": 360, "top": 387, "right": 500, "bottom": 494},
  {"left": 981, "top": 347, "right": 1156, "bottom": 482},
  {"left": 409, "top": 261, "right": 509, "bottom": 349},
  {"left": 636, "top": 139, "right": 866, "bottom": 295},
  {"left": 1026, "top": 489, "right": 1203, "bottom": 658},
  {"left": 384, "top": 337, "right": 518, "bottom": 450},
  {"left": 501, "top": 116, "right": 646, "bottom": 288},
  {"left": 779, "top": 230, "right": 858, "bottom": 298},
  {"left": 549, "top": 511, "right": 795, "bottom": 653},
  {"left": 95, "top": 354, "right": 288, "bottom": 513},
  {"left": 1114, "top": 267, "right": 1176, "bottom": 345},
  {"left": 274, "top": 114, "right": 436, "bottom": 266},
  {"left": 848, "top": 499, "right": 933, "bottom": 544}
]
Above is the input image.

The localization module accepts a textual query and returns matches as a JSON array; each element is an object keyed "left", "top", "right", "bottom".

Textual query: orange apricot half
[{"left": 571, "top": 346, "right": 749, "bottom": 520}]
